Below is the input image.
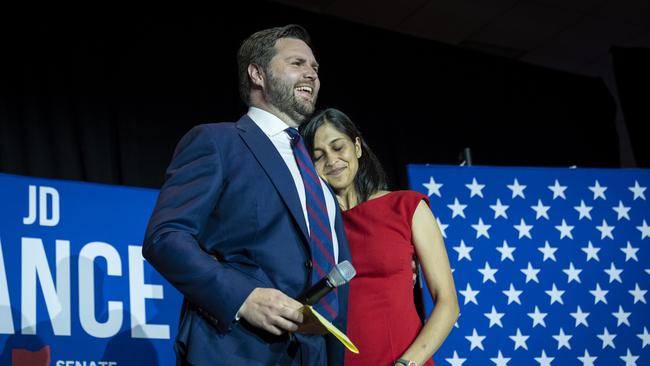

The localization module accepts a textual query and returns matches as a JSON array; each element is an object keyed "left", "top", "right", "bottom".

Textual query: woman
[{"left": 300, "top": 108, "right": 459, "bottom": 366}]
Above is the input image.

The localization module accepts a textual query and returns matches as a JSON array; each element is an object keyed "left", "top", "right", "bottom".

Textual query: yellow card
[{"left": 303, "top": 305, "right": 359, "bottom": 354}]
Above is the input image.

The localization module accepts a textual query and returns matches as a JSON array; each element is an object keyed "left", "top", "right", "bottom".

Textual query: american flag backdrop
[{"left": 407, "top": 165, "right": 650, "bottom": 366}]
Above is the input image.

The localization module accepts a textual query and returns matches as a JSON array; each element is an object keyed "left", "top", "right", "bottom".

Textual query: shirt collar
[{"left": 247, "top": 107, "right": 293, "bottom": 137}]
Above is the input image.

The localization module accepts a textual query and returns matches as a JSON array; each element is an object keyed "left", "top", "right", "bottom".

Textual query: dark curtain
[
  {"left": 612, "top": 46, "right": 650, "bottom": 167},
  {"left": 1, "top": 3, "right": 620, "bottom": 190}
]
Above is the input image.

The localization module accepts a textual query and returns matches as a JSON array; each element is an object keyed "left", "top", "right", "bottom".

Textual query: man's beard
[{"left": 266, "top": 71, "right": 317, "bottom": 124}]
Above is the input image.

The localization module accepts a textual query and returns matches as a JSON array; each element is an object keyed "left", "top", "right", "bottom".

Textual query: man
[{"left": 142, "top": 24, "right": 351, "bottom": 365}]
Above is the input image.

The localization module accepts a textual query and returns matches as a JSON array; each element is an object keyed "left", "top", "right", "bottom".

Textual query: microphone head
[{"left": 328, "top": 260, "right": 356, "bottom": 287}]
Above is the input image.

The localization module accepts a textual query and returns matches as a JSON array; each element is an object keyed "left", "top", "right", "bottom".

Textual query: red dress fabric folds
[{"left": 343, "top": 191, "right": 434, "bottom": 366}]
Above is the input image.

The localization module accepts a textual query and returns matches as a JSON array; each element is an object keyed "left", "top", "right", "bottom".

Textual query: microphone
[{"left": 300, "top": 260, "right": 356, "bottom": 305}]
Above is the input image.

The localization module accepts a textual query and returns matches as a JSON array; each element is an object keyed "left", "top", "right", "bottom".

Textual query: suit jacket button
[{"left": 305, "top": 259, "right": 312, "bottom": 268}]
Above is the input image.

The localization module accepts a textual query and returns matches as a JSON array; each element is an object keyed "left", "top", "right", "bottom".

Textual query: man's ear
[{"left": 248, "top": 64, "right": 265, "bottom": 88}]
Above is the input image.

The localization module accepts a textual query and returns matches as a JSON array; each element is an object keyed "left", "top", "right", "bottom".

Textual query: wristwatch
[{"left": 395, "top": 358, "right": 417, "bottom": 366}]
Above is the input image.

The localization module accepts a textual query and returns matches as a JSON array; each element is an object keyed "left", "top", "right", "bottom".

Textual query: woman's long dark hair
[{"left": 300, "top": 108, "right": 388, "bottom": 203}]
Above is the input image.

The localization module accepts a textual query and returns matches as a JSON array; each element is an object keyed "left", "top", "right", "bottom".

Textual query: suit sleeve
[{"left": 142, "top": 125, "right": 263, "bottom": 332}]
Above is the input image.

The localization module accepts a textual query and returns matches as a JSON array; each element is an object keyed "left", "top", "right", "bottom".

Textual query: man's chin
[
  {"left": 298, "top": 101, "right": 315, "bottom": 112},
  {"left": 293, "top": 107, "right": 316, "bottom": 124}
]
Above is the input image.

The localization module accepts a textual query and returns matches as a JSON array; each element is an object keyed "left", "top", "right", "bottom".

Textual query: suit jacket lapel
[{"left": 236, "top": 115, "right": 310, "bottom": 243}]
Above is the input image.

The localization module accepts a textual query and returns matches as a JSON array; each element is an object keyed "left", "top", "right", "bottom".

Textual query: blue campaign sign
[
  {"left": 0, "top": 173, "right": 182, "bottom": 366},
  {"left": 407, "top": 165, "right": 650, "bottom": 366}
]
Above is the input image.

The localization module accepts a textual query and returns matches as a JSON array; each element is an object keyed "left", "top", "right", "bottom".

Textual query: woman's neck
[{"left": 336, "top": 186, "right": 359, "bottom": 211}]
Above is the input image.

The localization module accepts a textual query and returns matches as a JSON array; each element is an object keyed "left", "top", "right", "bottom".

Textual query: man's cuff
[{"left": 235, "top": 301, "right": 247, "bottom": 321}]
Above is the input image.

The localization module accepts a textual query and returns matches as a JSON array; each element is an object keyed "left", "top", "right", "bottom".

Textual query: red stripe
[
  {"left": 308, "top": 222, "right": 335, "bottom": 264},
  {"left": 319, "top": 297, "right": 337, "bottom": 319},
  {"left": 302, "top": 174, "right": 328, "bottom": 213},
  {"left": 295, "top": 140, "right": 314, "bottom": 163},
  {"left": 294, "top": 147, "right": 323, "bottom": 186},
  {"left": 296, "top": 158, "right": 327, "bottom": 201},
  {"left": 312, "top": 259, "right": 327, "bottom": 278},
  {"left": 307, "top": 204, "right": 333, "bottom": 240},
  {"left": 293, "top": 138, "right": 326, "bottom": 199},
  {"left": 310, "top": 233, "right": 335, "bottom": 267}
]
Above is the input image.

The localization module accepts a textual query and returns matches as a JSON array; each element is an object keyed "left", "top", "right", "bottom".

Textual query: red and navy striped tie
[{"left": 286, "top": 127, "right": 338, "bottom": 321}]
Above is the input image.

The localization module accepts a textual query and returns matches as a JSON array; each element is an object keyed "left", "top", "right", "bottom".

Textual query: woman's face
[{"left": 312, "top": 122, "right": 362, "bottom": 193}]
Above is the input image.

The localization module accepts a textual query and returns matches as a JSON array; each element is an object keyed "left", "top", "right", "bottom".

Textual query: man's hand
[{"left": 239, "top": 288, "right": 304, "bottom": 336}]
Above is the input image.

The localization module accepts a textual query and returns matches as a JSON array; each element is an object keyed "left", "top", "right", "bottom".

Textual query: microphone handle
[{"left": 300, "top": 277, "right": 334, "bottom": 305}]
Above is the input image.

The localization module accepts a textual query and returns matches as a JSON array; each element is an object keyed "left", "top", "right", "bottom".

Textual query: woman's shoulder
[
  {"left": 377, "top": 190, "right": 429, "bottom": 203},
  {"left": 364, "top": 190, "right": 430, "bottom": 216},
  {"left": 367, "top": 190, "right": 392, "bottom": 200}
]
